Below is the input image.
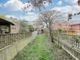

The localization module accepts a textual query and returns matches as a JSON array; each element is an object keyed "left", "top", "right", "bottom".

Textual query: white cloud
[
  {"left": 5, "top": 15, "right": 17, "bottom": 18},
  {"left": 73, "top": 0, "right": 78, "bottom": 4},
  {"left": 4, "top": 0, "right": 23, "bottom": 11},
  {"left": 4, "top": 0, "right": 33, "bottom": 11},
  {"left": 51, "top": 0, "right": 80, "bottom": 21},
  {"left": 57, "top": 0, "right": 62, "bottom": 6},
  {"left": 4, "top": 9, "right": 38, "bottom": 21},
  {"left": 52, "top": 6, "right": 73, "bottom": 13},
  {"left": 20, "top": 14, "right": 38, "bottom": 21},
  {"left": 27, "top": 12, "right": 36, "bottom": 15},
  {"left": 0, "top": 4, "right": 1, "bottom": 7},
  {"left": 64, "top": 0, "right": 77, "bottom": 6},
  {"left": 51, "top": 6, "right": 74, "bottom": 20},
  {"left": 0, "top": 3, "right": 3, "bottom": 7},
  {"left": 5, "top": 15, "right": 19, "bottom": 20},
  {"left": 52, "top": 4, "right": 80, "bottom": 15}
]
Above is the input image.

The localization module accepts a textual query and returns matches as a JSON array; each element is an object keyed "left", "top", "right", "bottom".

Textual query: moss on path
[{"left": 13, "top": 34, "right": 54, "bottom": 60}]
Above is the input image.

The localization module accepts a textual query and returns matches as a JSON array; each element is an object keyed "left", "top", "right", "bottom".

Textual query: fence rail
[
  {"left": 54, "top": 34, "right": 80, "bottom": 60},
  {"left": 0, "top": 33, "right": 31, "bottom": 49}
]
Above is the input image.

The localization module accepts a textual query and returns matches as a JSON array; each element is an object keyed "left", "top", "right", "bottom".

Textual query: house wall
[
  {"left": 70, "top": 24, "right": 80, "bottom": 35},
  {"left": 52, "top": 21, "right": 70, "bottom": 31},
  {"left": 0, "top": 25, "right": 10, "bottom": 34},
  {"left": 10, "top": 24, "right": 20, "bottom": 34},
  {"left": 0, "top": 24, "right": 20, "bottom": 34},
  {"left": 61, "top": 22, "right": 70, "bottom": 31},
  {"left": 52, "top": 22, "right": 62, "bottom": 30}
]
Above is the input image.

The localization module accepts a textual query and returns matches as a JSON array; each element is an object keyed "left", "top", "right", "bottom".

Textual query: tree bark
[{"left": 48, "top": 26, "right": 54, "bottom": 43}]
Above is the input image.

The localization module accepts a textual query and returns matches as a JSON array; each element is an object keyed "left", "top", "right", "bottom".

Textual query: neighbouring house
[
  {"left": 61, "top": 21, "right": 70, "bottom": 31},
  {"left": 0, "top": 17, "right": 14, "bottom": 34},
  {"left": 0, "top": 15, "right": 20, "bottom": 34},
  {"left": 52, "top": 21, "right": 62, "bottom": 30},
  {"left": 52, "top": 21, "right": 70, "bottom": 31},
  {"left": 52, "top": 20, "right": 80, "bottom": 35},
  {"left": 10, "top": 21, "right": 20, "bottom": 34},
  {"left": 70, "top": 23, "right": 80, "bottom": 35}
]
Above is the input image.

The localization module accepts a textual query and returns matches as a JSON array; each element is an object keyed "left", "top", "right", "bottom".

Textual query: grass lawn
[{"left": 13, "top": 34, "right": 54, "bottom": 60}]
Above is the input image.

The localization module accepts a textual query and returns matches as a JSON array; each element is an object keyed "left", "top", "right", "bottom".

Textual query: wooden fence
[
  {"left": 53, "top": 32, "right": 80, "bottom": 60},
  {"left": 0, "top": 33, "right": 30, "bottom": 49}
]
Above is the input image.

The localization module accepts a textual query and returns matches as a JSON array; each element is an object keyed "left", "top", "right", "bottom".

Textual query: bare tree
[
  {"left": 38, "top": 10, "right": 59, "bottom": 42},
  {"left": 78, "top": 0, "right": 80, "bottom": 5}
]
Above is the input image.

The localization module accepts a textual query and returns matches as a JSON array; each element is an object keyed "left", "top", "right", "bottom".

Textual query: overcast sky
[{"left": 0, "top": 0, "right": 80, "bottom": 22}]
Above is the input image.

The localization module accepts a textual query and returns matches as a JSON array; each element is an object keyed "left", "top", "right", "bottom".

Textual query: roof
[
  {"left": 0, "top": 15, "right": 17, "bottom": 25},
  {"left": 69, "top": 20, "right": 80, "bottom": 25},
  {"left": 54, "top": 20, "right": 80, "bottom": 26},
  {"left": 0, "top": 18, "right": 14, "bottom": 25}
]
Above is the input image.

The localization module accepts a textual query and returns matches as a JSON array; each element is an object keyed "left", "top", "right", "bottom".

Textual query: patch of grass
[{"left": 13, "top": 34, "right": 54, "bottom": 60}]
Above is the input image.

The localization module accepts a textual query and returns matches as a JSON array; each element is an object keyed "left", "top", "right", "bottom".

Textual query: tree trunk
[{"left": 48, "top": 26, "right": 54, "bottom": 43}]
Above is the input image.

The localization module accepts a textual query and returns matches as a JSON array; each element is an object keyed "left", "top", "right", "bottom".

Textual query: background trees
[
  {"left": 29, "top": 0, "right": 51, "bottom": 10},
  {"left": 19, "top": 20, "right": 28, "bottom": 33},
  {"left": 19, "top": 20, "right": 34, "bottom": 33}
]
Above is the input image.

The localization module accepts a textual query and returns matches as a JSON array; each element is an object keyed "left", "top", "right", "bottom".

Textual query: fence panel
[{"left": 0, "top": 33, "right": 30, "bottom": 49}]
